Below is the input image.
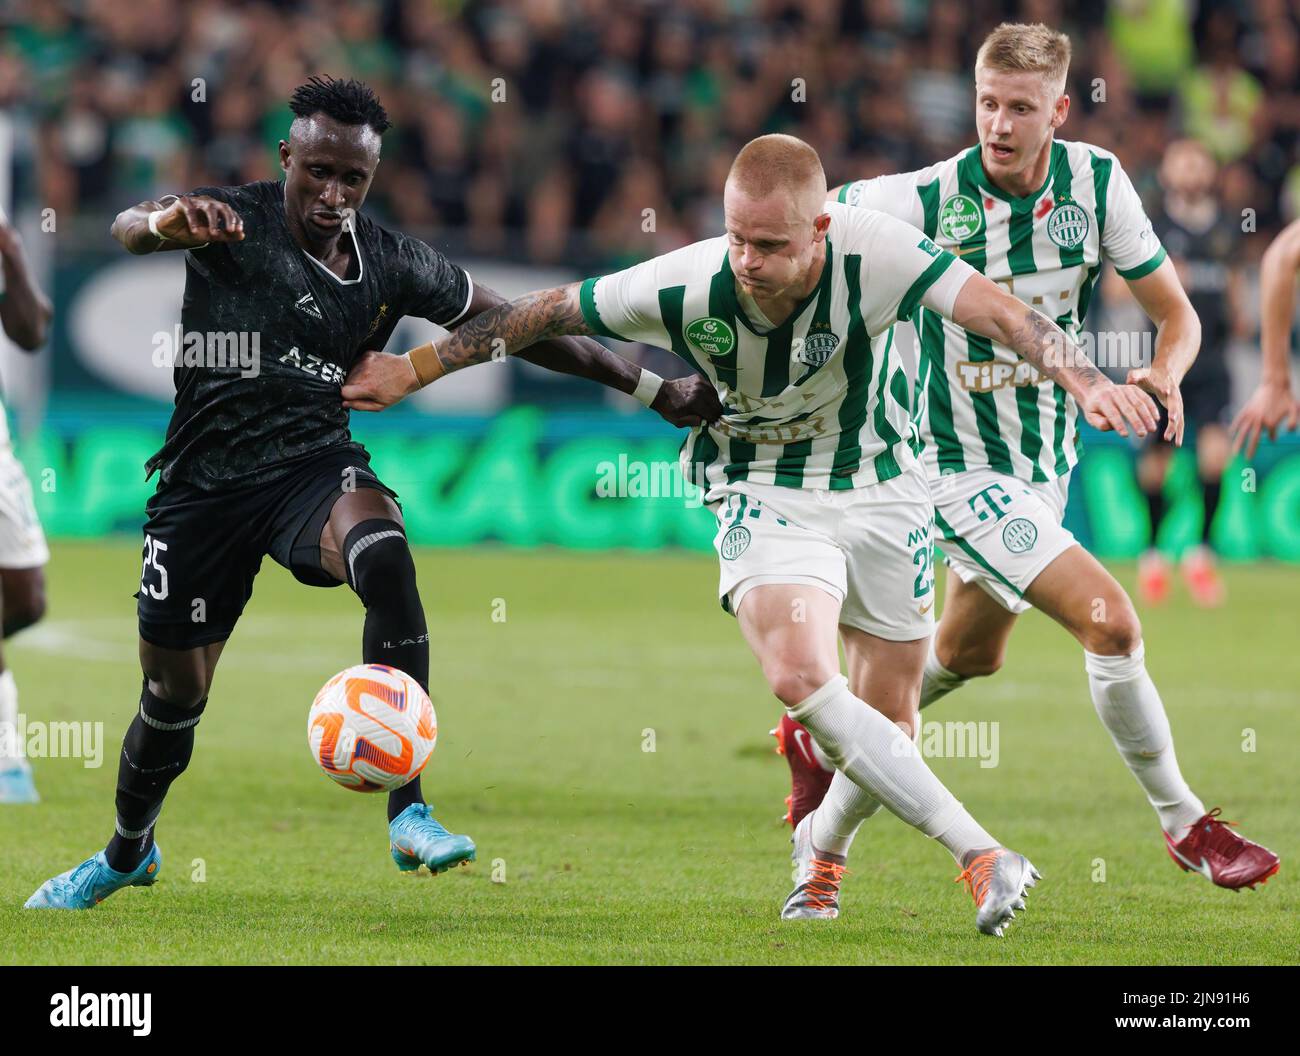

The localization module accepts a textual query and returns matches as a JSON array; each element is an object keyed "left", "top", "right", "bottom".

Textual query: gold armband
[{"left": 408, "top": 342, "right": 447, "bottom": 387}]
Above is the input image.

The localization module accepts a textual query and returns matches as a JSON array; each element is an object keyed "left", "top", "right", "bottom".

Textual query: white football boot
[
  {"left": 780, "top": 810, "right": 847, "bottom": 920},
  {"left": 957, "top": 848, "right": 1041, "bottom": 937}
]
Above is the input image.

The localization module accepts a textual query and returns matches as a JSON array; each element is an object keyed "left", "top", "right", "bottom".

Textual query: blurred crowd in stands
[{"left": 3, "top": 0, "right": 1299, "bottom": 278}]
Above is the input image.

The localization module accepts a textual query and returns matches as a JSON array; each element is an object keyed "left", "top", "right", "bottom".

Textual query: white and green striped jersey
[
  {"left": 839, "top": 140, "right": 1166, "bottom": 483},
  {"left": 579, "top": 201, "right": 976, "bottom": 495}
]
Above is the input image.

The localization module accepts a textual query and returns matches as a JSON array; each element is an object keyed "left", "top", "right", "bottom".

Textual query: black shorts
[
  {"left": 1151, "top": 362, "right": 1231, "bottom": 447},
  {"left": 136, "top": 445, "right": 399, "bottom": 650}
]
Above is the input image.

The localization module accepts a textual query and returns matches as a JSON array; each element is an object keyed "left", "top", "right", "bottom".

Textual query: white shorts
[
  {"left": 930, "top": 467, "right": 1076, "bottom": 615},
  {"left": 709, "top": 470, "right": 936, "bottom": 641},
  {"left": 0, "top": 444, "right": 49, "bottom": 568}
]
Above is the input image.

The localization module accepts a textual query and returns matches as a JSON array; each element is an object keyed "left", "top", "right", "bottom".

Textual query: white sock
[
  {"left": 921, "top": 639, "right": 967, "bottom": 709},
  {"left": 810, "top": 770, "right": 881, "bottom": 855},
  {"left": 789, "top": 675, "right": 997, "bottom": 863},
  {"left": 1085, "top": 642, "right": 1205, "bottom": 839},
  {"left": 809, "top": 712, "right": 924, "bottom": 856},
  {"left": 0, "top": 670, "right": 18, "bottom": 763}
]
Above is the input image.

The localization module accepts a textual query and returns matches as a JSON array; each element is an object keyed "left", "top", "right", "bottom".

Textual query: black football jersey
[
  {"left": 145, "top": 180, "right": 471, "bottom": 490},
  {"left": 1151, "top": 205, "right": 1237, "bottom": 371}
]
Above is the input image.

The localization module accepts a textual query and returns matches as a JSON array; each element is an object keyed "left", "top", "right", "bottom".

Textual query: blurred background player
[
  {"left": 1137, "top": 140, "right": 1244, "bottom": 607},
  {"left": 1231, "top": 218, "right": 1300, "bottom": 458},
  {"left": 0, "top": 202, "right": 52, "bottom": 804}
]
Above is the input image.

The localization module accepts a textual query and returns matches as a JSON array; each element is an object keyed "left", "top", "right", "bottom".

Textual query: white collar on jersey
[
  {"left": 284, "top": 183, "right": 365, "bottom": 286},
  {"left": 301, "top": 213, "right": 364, "bottom": 286}
]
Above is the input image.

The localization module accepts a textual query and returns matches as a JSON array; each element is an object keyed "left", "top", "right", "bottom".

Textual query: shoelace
[
  {"left": 801, "top": 857, "right": 848, "bottom": 911},
  {"left": 1192, "top": 808, "right": 1244, "bottom": 861},
  {"left": 955, "top": 850, "right": 1001, "bottom": 906}
]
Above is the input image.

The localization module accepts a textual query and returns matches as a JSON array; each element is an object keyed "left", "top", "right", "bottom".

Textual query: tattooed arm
[
  {"left": 437, "top": 284, "right": 596, "bottom": 379},
  {"left": 948, "top": 271, "right": 1159, "bottom": 439},
  {"left": 341, "top": 282, "right": 723, "bottom": 425}
]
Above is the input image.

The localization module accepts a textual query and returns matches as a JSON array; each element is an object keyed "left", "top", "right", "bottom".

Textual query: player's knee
[
  {"left": 2, "top": 585, "right": 46, "bottom": 635},
  {"left": 1081, "top": 597, "right": 1142, "bottom": 656},
  {"left": 940, "top": 637, "right": 1004, "bottom": 679},
  {"left": 344, "top": 519, "right": 418, "bottom": 606},
  {"left": 140, "top": 657, "right": 209, "bottom": 710},
  {"left": 763, "top": 658, "right": 839, "bottom": 708}
]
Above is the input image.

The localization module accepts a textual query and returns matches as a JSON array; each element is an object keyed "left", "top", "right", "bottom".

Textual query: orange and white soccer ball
[{"left": 308, "top": 664, "right": 437, "bottom": 792}]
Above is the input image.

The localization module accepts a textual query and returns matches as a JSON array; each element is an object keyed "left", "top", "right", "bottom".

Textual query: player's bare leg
[
  {"left": 740, "top": 584, "right": 1037, "bottom": 933},
  {"left": 1137, "top": 442, "right": 1175, "bottom": 605},
  {"left": 319, "top": 487, "right": 475, "bottom": 873},
  {"left": 1182, "top": 424, "right": 1228, "bottom": 607},
  {"left": 0, "top": 565, "right": 47, "bottom": 803},
  {"left": 1025, "top": 545, "right": 1277, "bottom": 888},
  {"left": 927, "top": 571, "right": 1020, "bottom": 702}
]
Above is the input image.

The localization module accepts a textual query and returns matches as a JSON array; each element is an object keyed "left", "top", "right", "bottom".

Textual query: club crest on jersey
[
  {"left": 792, "top": 322, "right": 840, "bottom": 368},
  {"left": 1002, "top": 517, "right": 1038, "bottom": 554},
  {"left": 685, "top": 317, "right": 736, "bottom": 358},
  {"left": 720, "top": 524, "right": 751, "bottom": 560},
  {"left": 1047, "top": 201, "right": 1090, "bottom": 249},
  {"left": 938, "top": 194, "right": 984, "bottom": 241}
]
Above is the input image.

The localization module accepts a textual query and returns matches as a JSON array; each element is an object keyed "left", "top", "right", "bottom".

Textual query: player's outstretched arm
[
  {"left": 1231, "top": 219, "right": 1300, "bottom": 458},
  {"left": 949, "top": 271, "right": 1159, "bottom": 439},
  {"left": 0, "top": 207, "right": 53, "bottom": 350},
  {"left": 462, "top": 283, "right": 722, "bottom": 427},
  {"left": 111, "top": 195, "right": 245, "bottom": 255},
  {"left": 1122, "top": 257, "right": 1201, "bottom": 445},
  {"left": 344, "top": 282, "right": 721, "bottom": 427}
]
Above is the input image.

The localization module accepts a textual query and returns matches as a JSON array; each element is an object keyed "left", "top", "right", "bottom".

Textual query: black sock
[
  {"left": 105, "top": 681, "right": 205, "bottom": 872},
  {"left": 1145, "top": 484, "right": 1165, "bottom": 549},
  {"left": 342, "top": 519, "right": 431, "bottom": 822},
  {"left": 1200, "top": 475, "right": 1222, "bottom": 547}
]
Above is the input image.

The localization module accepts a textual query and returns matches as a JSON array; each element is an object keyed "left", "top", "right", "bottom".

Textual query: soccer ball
[{"left": 308, "top": 664, "right": 437, "bottom": 792}]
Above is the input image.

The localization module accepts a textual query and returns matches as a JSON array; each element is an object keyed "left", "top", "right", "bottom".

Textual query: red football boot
[
  {"left": 1164, "top": 808, "right": 1280, "bottom": 890},
  {"left": 771, "top": 715, "right": 834, "bottom": 828},
  {"left": 1137, "top": 550, "right": 1171, "bottom": 606},
  {"left": 1182, "top": 546, "right": 1226, "bottom": 608}
]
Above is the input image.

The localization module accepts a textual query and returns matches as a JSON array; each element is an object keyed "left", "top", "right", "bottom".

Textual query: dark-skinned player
[{"left": 26, "top": 76, "right": 720, "bottom": 909}]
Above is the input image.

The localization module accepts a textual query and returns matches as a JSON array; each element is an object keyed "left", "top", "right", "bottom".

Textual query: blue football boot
[
  {"left": 389, "top": 804, "right": 475, "bottom": 874},
  {"left": 0, "top": 759, "right": 39, "bottom": 803},
  {"left": 25, "top": 845, "right": 162, "bottom": 909}
]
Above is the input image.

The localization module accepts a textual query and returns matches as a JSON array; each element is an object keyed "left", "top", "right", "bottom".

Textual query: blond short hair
[
  {"left": 727, "top": 134, "right": 826, "bottom": 200},
  {"left": 976, "top": 22, "right": 1071, "bottom": 94}
]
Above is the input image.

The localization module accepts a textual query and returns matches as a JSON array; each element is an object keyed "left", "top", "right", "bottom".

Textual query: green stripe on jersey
[
  {"left": 871, "top": 329, "right": 903, "bottom": 481},
  {"left": 921, "top": 307, "right": 965, "bottom": 472},
  {"left": 918, "top": 180, "right": 940, "bottom": 239},
  {"left": 1049, "top": 142, "right": 1085, "bottom": 273},
  {"left": 830, "top": 253, "right": 872, "bottom": 489},
  {"left": 580, "top": 277, "right": 629, "bottom": 341},
  {"left": 897, "top": 251, "right": 955, "bottom": 321},
  {"left": 657, "top": 285, "right": 705, "bottom": 377},
  {"left": 1117, "top": 246, "right": 1167, "bottom": 280}
]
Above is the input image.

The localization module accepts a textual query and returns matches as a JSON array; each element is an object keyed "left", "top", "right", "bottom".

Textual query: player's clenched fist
[
  {"left": 155, "top": 195, "right": 246, "bottom": 246},
  {"left": 647, "top": 375, "right": 723, "bottom": 427},
  {"left": 1126, "top": 364, "right": 1185, "bottom": 445},
  {"left": 1077, "top": 381, "right": 1159, "bottom": 439},
  {"left": 342, "top": 350, "right": 420, "bottom": 411}
]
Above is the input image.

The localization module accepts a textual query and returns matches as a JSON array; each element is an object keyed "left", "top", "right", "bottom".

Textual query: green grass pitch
[{"left": 1, "top": 541, "right": 1296, "bottom": 964}]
